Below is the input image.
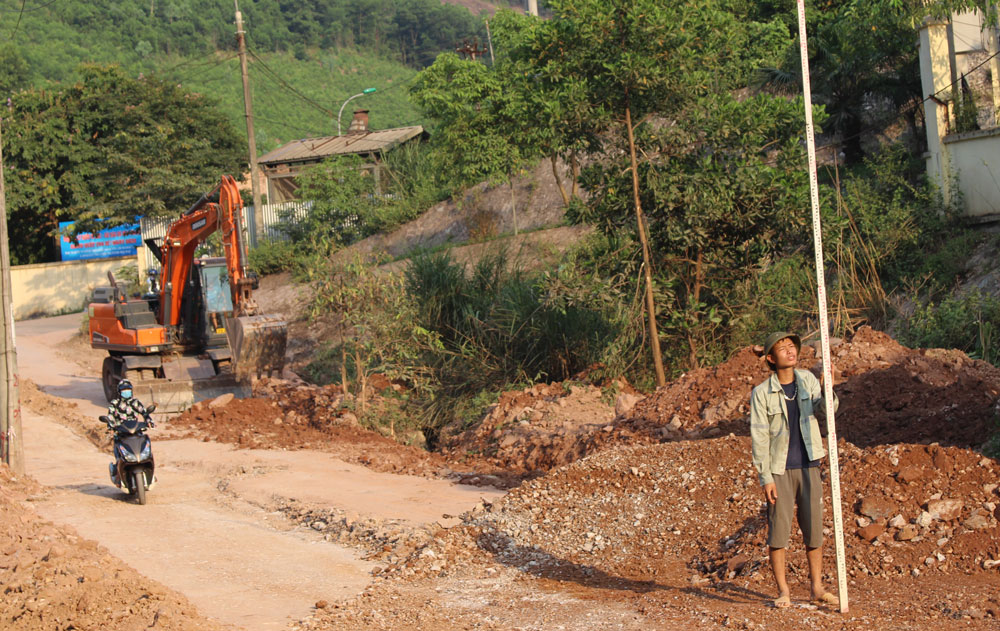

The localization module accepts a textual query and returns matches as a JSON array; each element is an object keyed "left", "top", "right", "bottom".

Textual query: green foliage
[
  {"left": 291, "top": 150, "right": 436, "bottom": 252},
  {"left": 954, "top": 83, "right": 980, "bottom": 134},
  {"left": 410, "top": 52, "right": 526, "bottom": 189},
  {"left": 0, "top": 0, "right": 483, "bottom": 82},
  {"left": 898, "top": 290, "right": 1000, "bottom": 364},
  {"left": 156, "top": 49, "right": 421, "bottom": 155},
  {"left": 0, "top": 44, "right": 30, "bottom": 95},
  {"left": 405, "top": 248, "right": 635, "bottom": 389},
  {"left": 306, "top": 258, "right": 443, "bottom": 413},
  {"left": 821, "top": 144, "right": 939, "bottom": 330},
  {"left": 2, "top": 64, "right": 244, "bottom": 264},
  {"left": 247, "top": 238, "right": 312, "bottom": 276},
  {"left": 729, "top": 254, "right": 816, "bottom": 351},
  {"left": 755, "top": 0, "right": 924, "bottom": 163},
  {"left": 113, "top": 263, "right": 143, "bottom": 298},
  {"left": 574, "top": 92, "right": 816, "bottom": 369}
]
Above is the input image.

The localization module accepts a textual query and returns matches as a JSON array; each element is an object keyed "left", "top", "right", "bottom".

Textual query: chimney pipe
[{"left": 348, "top": 109, "right": 369, "bottom": 134}]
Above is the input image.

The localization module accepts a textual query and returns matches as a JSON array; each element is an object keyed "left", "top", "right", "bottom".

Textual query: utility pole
[
  {"left": 235, "top": 1, "right": 263, "bottom": 248},
  {"left": 0, "top": 115, "right": 24, "bottom": 475},
  {"left": 527, "top": 0, "right": 538, "bottom": 17}
]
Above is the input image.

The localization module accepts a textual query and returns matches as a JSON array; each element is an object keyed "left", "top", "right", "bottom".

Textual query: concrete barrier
[{"left": 11, "top": 255, "right": 136, "bottom": 321}]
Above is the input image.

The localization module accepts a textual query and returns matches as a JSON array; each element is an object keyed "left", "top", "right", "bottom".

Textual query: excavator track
[{"left": 102, "top": 354, "right": 252, "bottom": 415}]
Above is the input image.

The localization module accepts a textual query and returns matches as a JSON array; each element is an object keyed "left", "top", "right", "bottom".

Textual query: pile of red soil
[
  {"left": 440, "top": 382, "right": 618, "bottom": 475},
  {"left": 169, "top": 379, "right": 444, "bottom": 477},
  {"left": 0, "top": 466, "right": 225, "bottom": 631},
  {"left": 619, "top": 327, "right": 1000, "bottom": 451},
  {"left": 442, "top": 326, "right": 1000, "bottom": 479},
  {"left": 450, "top": 436, "right": 999, "bottom": 589}
]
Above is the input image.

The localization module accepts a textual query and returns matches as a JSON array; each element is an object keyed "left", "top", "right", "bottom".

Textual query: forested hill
[
  {"left": 0, "top": 0, "right": 488, "bottom": 83},
  {"left": 0, "top": 0, "right": 491, "bottom": 151}
]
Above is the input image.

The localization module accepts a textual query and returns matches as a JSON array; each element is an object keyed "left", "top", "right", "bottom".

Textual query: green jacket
[{"left": 749, "top": 368, "right": 837, "bottom": 486}]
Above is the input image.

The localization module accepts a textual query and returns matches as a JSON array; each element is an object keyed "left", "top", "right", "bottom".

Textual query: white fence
[{"left": 139, "top": 201, "right": 312, "bottom": 273}]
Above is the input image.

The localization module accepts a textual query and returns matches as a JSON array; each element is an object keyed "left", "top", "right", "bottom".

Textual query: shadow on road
[
  {"left": 476, "top": 530, "right": 771, "bottom": 606},
  {"left": 52, "top": 481, "right": 140, "bottom": 504},
  {"left": 40, "top": 375, "right": 108, "bottom": 409}
]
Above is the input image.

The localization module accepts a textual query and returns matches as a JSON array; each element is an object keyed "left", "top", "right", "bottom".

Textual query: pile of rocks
[
  {"left": 442, "top": 382, "right": 623, "bottom": 474},
  {"left": 424, "top": 436, "right": 1000, "bottom": 591},
  {"left": 170, "top": 378, "right": 444, "bottom": 477}
]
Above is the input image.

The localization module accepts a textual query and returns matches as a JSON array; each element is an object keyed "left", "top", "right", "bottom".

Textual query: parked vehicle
[
  {"left": 101, "top": 403, "right": 158, "bottom": 505},
  {"left": 88, "top": 175, "right": 287, "bottom": 413}
]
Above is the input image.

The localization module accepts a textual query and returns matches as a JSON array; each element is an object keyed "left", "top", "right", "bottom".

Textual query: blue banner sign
[{"left": 59, "top": 221, "right": 142, "bottom": 261}]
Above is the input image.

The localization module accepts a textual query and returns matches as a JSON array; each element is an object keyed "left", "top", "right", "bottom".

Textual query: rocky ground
[{"left": 7, "top": 324, "right": 1000, "bottom": 629}]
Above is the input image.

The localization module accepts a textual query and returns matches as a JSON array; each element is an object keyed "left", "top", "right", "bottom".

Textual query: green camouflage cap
[{"left": 762, "top": 331, "right": 801, "bottom": 368}]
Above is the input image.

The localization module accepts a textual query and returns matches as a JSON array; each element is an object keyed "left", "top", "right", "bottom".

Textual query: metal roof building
[{"left": 257, "top": 112, "right": 425, "bottom": 202}]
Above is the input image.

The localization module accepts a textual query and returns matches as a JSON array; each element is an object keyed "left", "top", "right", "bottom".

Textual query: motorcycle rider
[{"left": 106, "top": 379, "right": 153, "bottom": 485}]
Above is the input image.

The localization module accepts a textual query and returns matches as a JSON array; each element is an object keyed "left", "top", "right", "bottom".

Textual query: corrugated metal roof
[{"left": 258, "top": 126, "right": 424, "bottom": 165}]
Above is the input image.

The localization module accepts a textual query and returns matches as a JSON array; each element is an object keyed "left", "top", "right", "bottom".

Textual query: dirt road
[{"left": 15, "top": 314, "right": 502, "bottom": 630}]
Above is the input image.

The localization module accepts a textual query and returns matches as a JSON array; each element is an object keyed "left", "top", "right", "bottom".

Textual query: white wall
[{"left": 11, "top": 255, "right": 134, "bottom": 321}]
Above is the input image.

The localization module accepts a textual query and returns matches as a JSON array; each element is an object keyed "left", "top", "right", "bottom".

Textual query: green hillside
[
  {"left": 148, "top": 50, "right": 421, "bottom": 153},
  {"left": 0, "top": 0, "right": 483, "bottom": 151}
]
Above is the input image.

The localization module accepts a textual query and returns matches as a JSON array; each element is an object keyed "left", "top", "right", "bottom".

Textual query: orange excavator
[{"left": 88, "top": 176, "right": 287, "bottom": 413}]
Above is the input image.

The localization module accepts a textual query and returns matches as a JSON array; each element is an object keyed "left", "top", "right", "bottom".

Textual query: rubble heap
[{"left": 171, "top": 379, "right": 444, "bottom": 477}]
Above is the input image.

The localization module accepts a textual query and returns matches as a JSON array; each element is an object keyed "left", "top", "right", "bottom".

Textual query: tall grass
[{"left": 406, "top": 248, "right": 634, "bottom": 389}]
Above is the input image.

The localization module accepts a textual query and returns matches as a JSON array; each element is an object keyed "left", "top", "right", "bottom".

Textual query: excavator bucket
[
  {"left": 107, "top": 354, "right": 252, "bottom": 416},
  {"left": 226, "top": 314, "right": 288, "bottom": 381}
]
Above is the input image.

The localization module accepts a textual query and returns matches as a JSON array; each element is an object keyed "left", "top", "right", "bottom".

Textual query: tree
[
  {"left": 2, "top": 65, "right": 244, "bottom": 264},
  {"left": 577, "top": 93, "right": 820, "bottom": 369},
  {"left": 0, "top": 45, "right": 30, "bottom": 97},
  {"left": 756, "top": 0, "right": 924, "bottom": 163},
  {"left": 410, "top": 52, "right": 524, "bottom": 188},
  {"left": 513, "top": 0, "right": 807, "bottom": 372}
]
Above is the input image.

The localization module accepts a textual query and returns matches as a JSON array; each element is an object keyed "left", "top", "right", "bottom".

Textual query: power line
[
  {"left": 0, "top": 0, "right": 58, "bottom": 15},
  {"left": 248, "top": 48, "right": 335, "bottom": 117},
  {"left": 6, "top": 0, "right": 25, "bottom": 40},
  {"left": 153, "top": 50, "right": 235, "bottom": 80},
  {"left": 253, "top": 115, "right": 323, "bottom": 137}
]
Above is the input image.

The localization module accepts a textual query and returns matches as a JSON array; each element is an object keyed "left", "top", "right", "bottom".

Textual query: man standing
[{"left": 750, "top": 331, "right": 838, "bottom": 608}]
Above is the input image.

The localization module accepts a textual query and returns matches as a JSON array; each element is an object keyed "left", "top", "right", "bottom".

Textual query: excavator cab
[
  {"left": 89, "top": 176, "right": 287, "bottom": 414},
  {"left": 182, "top": 258, "right": 237, "bottom": 350}
]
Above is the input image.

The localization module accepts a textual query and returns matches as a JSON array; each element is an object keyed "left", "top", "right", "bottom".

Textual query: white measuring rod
[{"left": 795, "top": 0, "right": 849, "bottom": 613}]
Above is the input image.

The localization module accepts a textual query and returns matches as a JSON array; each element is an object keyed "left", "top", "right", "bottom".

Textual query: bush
[
  {"left": 405, "top": 247, "right": 637, "bottom": 390},
  {"left": 248, "top": 238, "right": 309, "bottom": 276},
  {"left": 898, "top": 290, "right": 1000, "bottom": 364},
  {"left": 729, "top": 254, "right": 816, "bottom": 349}
]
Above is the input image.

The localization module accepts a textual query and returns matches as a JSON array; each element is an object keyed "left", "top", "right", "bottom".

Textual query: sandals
[{"left": 813, "top": 592, "right": 840, "bottom": 607}]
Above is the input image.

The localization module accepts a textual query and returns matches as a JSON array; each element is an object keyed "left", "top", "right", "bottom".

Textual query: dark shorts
[{"left": 767, "top": 467, "right": 823, "bottom": 549}]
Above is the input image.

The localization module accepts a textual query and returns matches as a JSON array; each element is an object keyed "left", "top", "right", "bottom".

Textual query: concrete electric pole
[
  {"left": 527, "top": 0, "right": 538, "bottom": 17},
  {"left": 0, "top": 115, "right": 24, "bottom": 475},
  {"left": 235, "top": 1, "right": 263, "bottom": 248}
]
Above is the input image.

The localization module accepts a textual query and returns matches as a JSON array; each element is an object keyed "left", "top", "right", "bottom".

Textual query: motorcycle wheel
[{"left": 133, "top": 471, "right": 147, "bottom": 505}]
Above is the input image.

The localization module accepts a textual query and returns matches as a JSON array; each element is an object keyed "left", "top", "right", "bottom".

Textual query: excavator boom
[{"left": 89, "top": 175, "right": 288, "bottom": 413}]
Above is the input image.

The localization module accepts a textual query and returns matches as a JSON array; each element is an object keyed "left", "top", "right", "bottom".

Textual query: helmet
[{"left": 118, "top": 380, "right": 133, "bottom": 399}]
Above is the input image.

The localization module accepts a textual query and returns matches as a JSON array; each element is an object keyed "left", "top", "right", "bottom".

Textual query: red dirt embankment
[
  {"left": 170, "top": 379, "right": 445, "bottom": 477},
  {"left": 442, "top": 326, "right": 1000, "bottom": 475},
  {"left": 0, "top": 467, "right": 224, "bottom": 631}
]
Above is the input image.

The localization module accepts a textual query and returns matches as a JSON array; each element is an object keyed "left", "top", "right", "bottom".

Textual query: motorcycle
[{"left": 100, "top": 403, "right": 158, "bottom": 504}]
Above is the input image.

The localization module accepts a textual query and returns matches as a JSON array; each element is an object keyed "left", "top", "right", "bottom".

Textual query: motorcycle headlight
[
  {"left": 139, "top": 441, "right": 152, "bottom": 461},
  {"left": 117, "top": 443, "right": 138, "bottom": 463}
]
